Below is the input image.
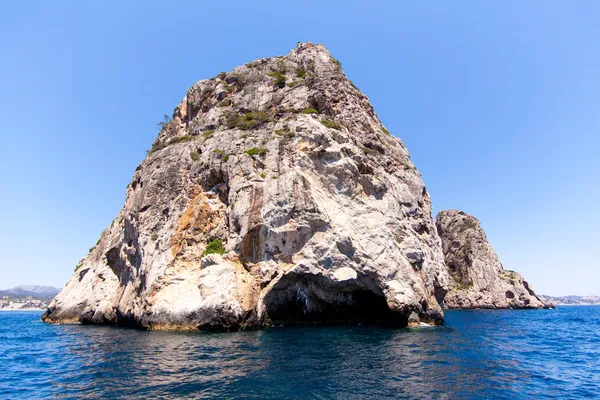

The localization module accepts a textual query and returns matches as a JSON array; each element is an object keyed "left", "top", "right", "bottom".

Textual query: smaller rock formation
[{"left": 436, "top": 210, "right": 551, "bottom": 309}]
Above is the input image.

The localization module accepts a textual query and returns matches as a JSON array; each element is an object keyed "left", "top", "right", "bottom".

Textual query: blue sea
[{"left": 1, "top": 307, "right": 599, "bottom": 399}]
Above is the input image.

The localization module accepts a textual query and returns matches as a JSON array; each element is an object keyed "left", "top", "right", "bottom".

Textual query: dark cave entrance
[{"left": 264, "top": 273, "right": 408, "bottom": 327}]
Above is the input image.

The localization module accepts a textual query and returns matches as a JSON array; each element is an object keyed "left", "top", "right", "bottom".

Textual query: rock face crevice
[
  {"left": 43, "top": 42, "right": 451, "bottom": 330},
  {"left": 436, "top": 210, "right": 551, "bottom": 309}
]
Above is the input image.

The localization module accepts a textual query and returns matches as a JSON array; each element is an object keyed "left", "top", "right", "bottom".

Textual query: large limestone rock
[
  {"left": 43, "top": 43, "right": 450, "bottom": 330},
  {"left": 436, "top": 210, "right": 550, "bottom": 309}
]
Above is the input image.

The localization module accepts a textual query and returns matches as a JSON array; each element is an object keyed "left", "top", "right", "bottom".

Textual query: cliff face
[
  {"left": 436, "top": 210, "right": 550, "bottom": 309},
  {"left": 43, "top": 43, "right": 450, "bottom": 330}
]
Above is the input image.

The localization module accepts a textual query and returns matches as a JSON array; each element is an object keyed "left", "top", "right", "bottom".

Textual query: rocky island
[
  {"left": 43, "top": 42, "right": 549, "bottom": 331},
  {"left": 437, "top": 210, "right": 551, "bottom": 309}
]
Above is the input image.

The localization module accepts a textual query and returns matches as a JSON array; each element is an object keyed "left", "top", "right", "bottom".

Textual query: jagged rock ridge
[
  {"left": 436, "top": 210, "right": 551, "bottom": 309},
  {"left": 43, "top": 42, "right": 451, "bottom": 330}
]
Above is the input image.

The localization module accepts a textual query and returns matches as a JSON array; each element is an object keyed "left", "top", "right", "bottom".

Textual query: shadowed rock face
[
  {"left": 42, "top": 42, "right": 450, "bottom": 330},
  {"left": 436, "top": 210, "right": 551, "bottom": 309}
]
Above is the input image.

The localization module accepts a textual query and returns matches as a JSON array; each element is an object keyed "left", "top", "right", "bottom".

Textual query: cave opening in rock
[{"left": 264, "top": 274, "right": 408, "bottom": 327}]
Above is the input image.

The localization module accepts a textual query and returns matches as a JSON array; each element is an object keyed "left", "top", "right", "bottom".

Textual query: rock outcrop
[
  {"left": 436, "top": 210, "right": 551, "bottom": 309},
  {"left": 43, "top": 42, "right": 451, "bottom": 330}
]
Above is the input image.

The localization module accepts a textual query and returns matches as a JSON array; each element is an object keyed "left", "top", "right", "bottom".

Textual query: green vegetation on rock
[
  {"left": 227, "top": 112, "right": 271, "bottom": 130},
  {"left": 150, "top": 135, "right": 196, "bottom": 154},
  {"left": 275, "top": 128, "right": 295, "bottom": 138},
  {"left": 267, "top": 71, "right": 286, "bottom": 88},
  {"left": 320, "top": 118, "right": 341, "bottom": 130},
  {"left": 244, "top": 147, "right": 268, "bottom": 157},
  {"left": 213, "top": 148, "right": 224, "bottom": 156},
  {"left": 202, "top": 238, "right": 226, "bottom": 256},
  {"left": 331, "top": 57, "right": 342, "bottom": 69}
]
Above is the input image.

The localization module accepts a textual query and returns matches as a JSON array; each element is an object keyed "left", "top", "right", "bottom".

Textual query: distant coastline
[
  {"left": 540, "top": 295, "right": 600, "bottom": 306},
  {"left": 0, "top": 285, "right": 59, "bottom": 311}
]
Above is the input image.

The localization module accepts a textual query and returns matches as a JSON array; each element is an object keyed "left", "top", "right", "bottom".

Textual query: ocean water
[{"left": 1, "top": 307, "right": 599, "bottom": 399}]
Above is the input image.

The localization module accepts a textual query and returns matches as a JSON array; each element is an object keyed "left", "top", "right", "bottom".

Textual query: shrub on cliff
[
  {"left": 202, "top": 238, "right": 226, "bottom": 256},
  {"left": 244, "top": 147, "right": 268, "bottom": 157},
  {"left": 157, "top": 114, "right": 171, "bottom": 132},
  {"left": 227, "top": 112, "right": 271, "bottom": 130},
  {"left": 320, "top": 118, "right": 341, "bottom": 130},
  {"left": 267, "top": 71, "right": 286, "bottom": 88}
]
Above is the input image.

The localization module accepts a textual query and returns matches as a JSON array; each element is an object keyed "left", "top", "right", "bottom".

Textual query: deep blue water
[{"left": 1, "top": 307, "right": 599, "bottom": 399}]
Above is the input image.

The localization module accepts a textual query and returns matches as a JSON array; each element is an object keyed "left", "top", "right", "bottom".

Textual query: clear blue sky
[{"left": 1, "top": 1, "right": 598, "bottom": 295}]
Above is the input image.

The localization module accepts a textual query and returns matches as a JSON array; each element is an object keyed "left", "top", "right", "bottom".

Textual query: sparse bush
[
  {"left": 275, "top": 60, "right": 287, "bottom": 73},
  {"left": 190, "top": 150, "right": 199, "bottom": 161},
  {"left": 157, "top": 114, "right": 171, "bottom": 132},
  {"left": 213, "top": 148, "right": 224, "bottom": 156},
  {"left": 168, "top": 135, "right": 195, "bottom": 145},
  {"left": 381, "top": 127, "right": 390, "bottom": 135},
  {"left": 245, "top": 147, "right": 268, "bottom": 157},
  {"left": 349, "top": 80, "right": 359, "bottom": 90},
  {"left": 300, "top": 108, "right": 318, "bottom": 114},
  {"left": 221, "top": 81, "right": 233, "bottom": 92},
  {"left": 296, "top": 67, "right": 307, "bottom": 78},
  {"left": 151, "top": 233, "right": 158, "bottom": 241},
  {"left": 202, "top": 129, "right": 215, "bottom": 138},
  {"left": 149, "top": 135, "right": 196, "bottom": 154},
  {"left": 275, "top": 128, "right": 295, "bottom": 138},
  {"left": 227, "top": 112, "right": 271, "bottom": 130},
  {"left": 218, "top": 99, "right": 232, "bottom": 107},
  {"left": 320, "top": 118, "right": 341, "bottom": 130},
  {"left": 331, "top": 57, "right": 342, "bottom": 69},
  {"left": 260, "top": 173, "right": 266, "bottom": 178},
  {"left": 267, "top": 71, "right": 286, "bottom": 88},
  {"left": 222, "top": 154, "right": 230, "bottom": 162},
  {"left": 202, "top": 238, "right": 226, "bottom": 256}
]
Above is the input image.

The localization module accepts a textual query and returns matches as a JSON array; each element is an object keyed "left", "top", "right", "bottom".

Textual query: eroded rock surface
[
  {"left": 43, "top": 42, "right": 450, "bottom": 330},
  {"left": 436, "top": 210, "right": 551, "bottom": 309}
]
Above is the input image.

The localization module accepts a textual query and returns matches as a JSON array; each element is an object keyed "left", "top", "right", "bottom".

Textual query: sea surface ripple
[{"left": 1, "top": 306, "right": 599, "bottom": 399}]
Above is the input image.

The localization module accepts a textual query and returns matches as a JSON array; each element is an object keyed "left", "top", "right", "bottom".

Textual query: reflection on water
[{"left": 1, "top": 307, "right": 599, "bottom": 399}]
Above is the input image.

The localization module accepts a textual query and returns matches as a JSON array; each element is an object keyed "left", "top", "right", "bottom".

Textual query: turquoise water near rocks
[{"left": 1, "top": 307, "right": 599, "bottom": 399}]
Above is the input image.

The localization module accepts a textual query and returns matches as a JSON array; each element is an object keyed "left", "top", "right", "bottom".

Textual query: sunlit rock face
[
  {"left": 436, "top": 210, "right": 551, "bottom": 309},
  {"left": 43, "top": 42, "right": 450, "bottom": 330}
]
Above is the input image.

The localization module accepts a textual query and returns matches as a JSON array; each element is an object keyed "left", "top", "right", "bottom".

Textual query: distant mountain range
[
  {"left": 540, "top": 295, "right": 600, "bottom": 305},
  {"left": 0, "top": 285, "right": 60, "bottom": 302}
]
